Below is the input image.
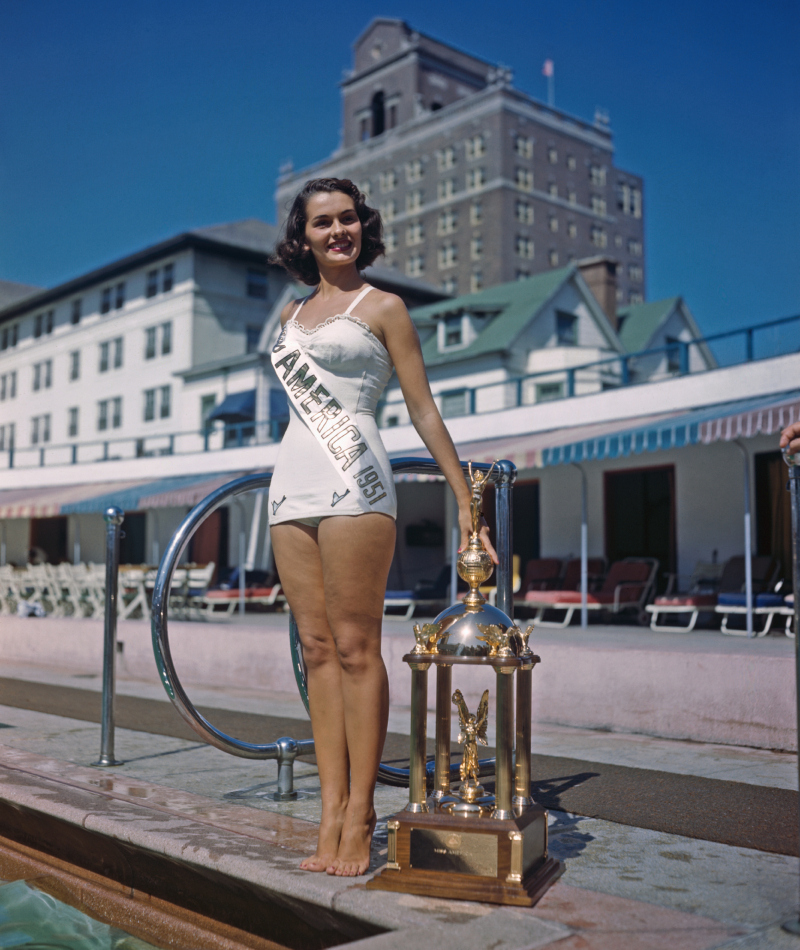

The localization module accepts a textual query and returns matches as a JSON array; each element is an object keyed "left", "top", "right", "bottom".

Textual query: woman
[{"left": 269, "top": 178, "right": 495, "bottom": 877}]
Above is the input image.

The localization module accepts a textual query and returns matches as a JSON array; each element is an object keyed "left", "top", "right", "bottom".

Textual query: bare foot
[
  {"left": 326, "top": 805, "right": 376, "bottom": 877},
  {"left": 300, "top": 804, "right": 346, "bottom": 872}
]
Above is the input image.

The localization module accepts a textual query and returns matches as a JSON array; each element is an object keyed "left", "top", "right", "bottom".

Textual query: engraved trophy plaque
[{"left": 367, "top": 462, "right": 563, "bottom": 906}]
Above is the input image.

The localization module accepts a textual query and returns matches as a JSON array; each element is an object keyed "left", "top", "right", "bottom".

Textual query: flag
[{"left": 542, "top": 59, "right": 554, "bottom": 77}]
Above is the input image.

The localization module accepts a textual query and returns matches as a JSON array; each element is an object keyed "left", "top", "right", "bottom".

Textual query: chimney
[{"left": 577, "top": 256, "right": 618, "bottom": 330}]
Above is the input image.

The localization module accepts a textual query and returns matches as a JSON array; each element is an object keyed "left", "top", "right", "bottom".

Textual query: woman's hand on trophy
[
  {"left": 458, "top": 507, "right": 499, "bottom": 564},
  {"left": 780, "top": 422, "right": 800, "bottom": 458}
]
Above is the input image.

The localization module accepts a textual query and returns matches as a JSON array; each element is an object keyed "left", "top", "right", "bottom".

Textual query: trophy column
[
  {"left": 407, "top": 659, "right": 430, "bottom": 813},
  {"left": 432, "top": 663, "right": 452, "bottom": 801},
  {"left": 514, "top": 664, "right": 535, "bottom": 808},
  {"left": 494, "top": 667, "right": 514, "bottom": 820}
]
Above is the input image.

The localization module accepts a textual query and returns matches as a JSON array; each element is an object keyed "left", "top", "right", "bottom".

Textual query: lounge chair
[
  {"left": 645, "top": 560, "right": 724, "bottom": 632},
  {"left": 512, "top": 559, "right": 563, "bottom": 610},
  {"left": 712, "top": 557, "right": 783, "bottom": 636},
  {"left": 524, "top": 557, "right": 658, "bottom": 628},
  {"left": 384, "top": 564, "right": 465, "bottom": 620},
  {"left": 201, "top": 568, "right": 283, "bottom": 616}
]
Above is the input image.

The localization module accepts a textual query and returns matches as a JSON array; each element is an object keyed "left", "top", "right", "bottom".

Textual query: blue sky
[{"left": 0, "top": 0, "right": 797, "bottom": 336}]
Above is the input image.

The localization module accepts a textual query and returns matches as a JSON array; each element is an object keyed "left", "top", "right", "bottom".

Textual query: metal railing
[
  {"left": 150, "top": 458, "right": 516, "bottom": 790},
  {"left": 4, "top": 313, "right": 796, "bottom": 472}
]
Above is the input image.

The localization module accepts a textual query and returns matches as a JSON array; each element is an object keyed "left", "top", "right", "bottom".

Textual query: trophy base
[{"left": 367, "top": 805, "right": 563, "bottom": 907}]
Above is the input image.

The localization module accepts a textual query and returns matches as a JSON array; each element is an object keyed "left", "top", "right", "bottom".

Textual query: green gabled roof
[
  {"left": 409, "top": 266, "right": 575, "bottom": 366},
  {"left": 616, "top": 297, "right": 680, "bottom": 353}
]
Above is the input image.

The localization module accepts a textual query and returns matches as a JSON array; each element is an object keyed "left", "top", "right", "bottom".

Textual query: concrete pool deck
[{"left": 0, "top": 659, "right": 797, "bottom": 949}]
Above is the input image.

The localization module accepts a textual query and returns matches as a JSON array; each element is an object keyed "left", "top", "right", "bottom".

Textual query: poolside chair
[
  {"left": 513, "top": 558, "right": 563, "bottom": 607},
  {"left": 384, "top": 564, "right": 465, "bottom": 620},
  {"left": 524, "top": 557, "right": 658, "bottom": 628},
  {"left": 713, "top": 557, "right": 782, "bottom": 636},
  {"left": 201, "top": 567, "right": 283, "bottom": 616},
  {"left": 645, "top": 560, "right": 724, "bottom": 632}
]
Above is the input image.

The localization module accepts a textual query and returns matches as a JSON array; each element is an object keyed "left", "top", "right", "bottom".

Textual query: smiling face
[{"left": 303, "top": 190, "right": 363, "bottom": 273}]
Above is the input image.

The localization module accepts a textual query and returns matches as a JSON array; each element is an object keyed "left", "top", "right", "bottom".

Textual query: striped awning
[
  {"left": 539, "top": 390, "right": 800, "bottom": 466},
  {"left": 138, "top": 472, "right": 248, "bottom": 508},
  {"left": 0, "top": 479, "right": 149, "bottom": 519}
]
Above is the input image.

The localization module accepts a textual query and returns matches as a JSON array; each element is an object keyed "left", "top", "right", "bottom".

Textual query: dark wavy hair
[{"left": 274, "top": 178, "right": 385, "bottom": 285}]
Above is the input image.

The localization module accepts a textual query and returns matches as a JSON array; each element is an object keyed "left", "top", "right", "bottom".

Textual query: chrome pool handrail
[{"left": 151, "top": 458, "right": 516, "bottom": 788}]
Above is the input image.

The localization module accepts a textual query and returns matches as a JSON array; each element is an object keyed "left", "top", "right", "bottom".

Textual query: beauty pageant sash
[{"left": 271, "top": 329, "right": 389, "bottom": 509}]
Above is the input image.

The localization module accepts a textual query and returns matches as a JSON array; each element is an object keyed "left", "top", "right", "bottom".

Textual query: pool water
[{"left": 0, "top": 879, "right": 159, "bottom": 950}]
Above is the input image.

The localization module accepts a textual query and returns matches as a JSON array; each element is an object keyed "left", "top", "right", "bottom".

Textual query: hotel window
[
  {"left": 0, "top": 375, "right": 5, "bottom": 400},
  {"left": 515, "top": 269, "right": 530, "bottom": 281},
  {"left": 32, "top": 361, "right": 51, "bottom": 390},
  {"left": 549, "top": 215, "right": 558, "bottom": 233},
  {"left": 112, "top": 396, "right": 122, "bottom": 428},
  {"left": 443, "top": 315, "right": 463, "bottom": 347},
  {"left": 8, "top": 371, "right": 16, "bottom": 398},
  {"left": 144, "top": 388, "right": 156, "bottom": 422},
  {"left": 99, "top": 342, "right": 110, "bottom": 373},
  {"left": 0, "top": 424, "right": 10, "bottom": 452},
  {"left": 115, "top": 282, "right": 125, "bottom": 310},
  {"left": 387, "top": 103, "right": 397, "bottom": 128},
  {"left": 465, "top": 168, "right": 485, "bottom": 192},
  {"left": 515, "top": 168, "right": 533, "bottom": 192},
  {"left": 160, "top": 385, "right": 171, "bottom": 419},
  {"left": 618, "top": 183, "right": 642, "bottom": 218},
  {"left": 246, "top": 268, "right": 267, "bottom": 299},
  {"left": 405, "top": 159, "right": 423, "bottom": 183},
  {"left": 567, "top": 155, "right": 577, "bottom": 171},
  {"left": 548, "top": 147, "right": 558, "bottom": 164},
  {"left": 557, "top": 312, "right": 577, "bottom": 346},
  {"left": 465, "top": 134, "right": 485, "bottom": 160},
  {"left": 441, "top": 389, "right": 468, "bottom": 418},
  {"left": 629, "top": 291, "right": 644, "bottom": 304},
  {"left": 568, "top": 190, "right": 577, "bottom": 206},
  {"left": 442, "top": 276, "right": 457, "bottom": 294},
  {"left": 112, "top": 337, "right": 123, "bottom": 368},
  {"left": 515, "top": 136, "right": 533, "bottom": 158},
  {"left": 548, "top": 182, "right": 558, "bottom": 198},
  {"left": 358, "top": 180, "right": 371, "bottom": 198},
  {"left": 438, "top": 243, "right": 457, "bottom": 269},
  {"left": 548, "top": 249, "right": 559, "bottom": 267},
  {"left": 359, "top": 117, "right": 369, "bottom": 141},
  {"left": 628, "top": 264, "right": 643, "bottom": 283},
  {"left": 406, "top": 254, "right": 425, "bottom": 278},
  {"left": 161, "top": 321, "right": 172, "bottom": 355},
  {"left": 589, "top": 165, "right": 607, "bottom": 187},
  {"left": 68, "top": 407, "right": 79, "bottom": 438},
  {"left": 101, "top": 288, "right": 112, "bottom": 314},
  {"left": 615, "top": 234, "right": 624, "bottom": 248},
  {"left": 470, "top": 235, "right": 483, "bottom": 261},
  {"left": 379, "top": 169, "right": 397, "bottom": 192},
  {"left": 568, "top": 222, "right": 577, "bottom": 239},
  {"left": 437, "top": 208, "right": 457, "bottom": 235},
  {"left": 628, "top": 238, "right": 642, "bottom": 256},
  {"left": 436, "top": 146, "right": 456, "bottom": 171},
  {"left": 71, "top": 299, "right": 81, "bottom": 325},
  {"left": 515, "top": 201, "right": 533, "bottom": 224},
  {"left": 405, "top": 221, "right": 424, "bottom": 246},
  {"left": 536, "top": 381, "right": 564, "bottom": 402},
  {"left": 590, "top": 225, "right": 607, "bottom": 248},
  {"left": 162, "top": 262, "right": 174, "bottom": 292},
  {"left": 45, "top": 310, "right": 54, "bottom": 333},
  {"left": 406, "top": 189, "right": 423, "bottom": 213},
  {"left": 145, "top": 327, "right": 157, "bottom": 360},
  {"left": 31, "top": 414, "right": 51, "bottom": 444},
  {"left": 470, "top": 202, "right": 482, "bottom": 225},
  {"left": 385, "top": 230, "right": 398, "bottom": 253},
  {"left": 97, "top": 400, "right": 109, "bottom": 431},
  {"left": 34, "top": 313, "right": 43, "bottom": 338},
  {"left": 437, "top": 179, "right": 456, "bottom": 202},
  {"left": 10, "top": 324, "right": 17, "bottom": 346},
  {"left": 381, "top": 200, "right": 396, "bottom": 221},
  {"left": 591, "top": 195, "right": 607, "bottom": 215},
  {"left": 470, "top": 271, "right": 483, "bottom": 293},
  {"left": 515, "top": 236, "right": 534, "bottom": 259},
  {"left": 146, "top": 270, "right": 159, "bottom": 298},
  {"left": 0, "top": 327, "right": 7, "bottom": 350}
]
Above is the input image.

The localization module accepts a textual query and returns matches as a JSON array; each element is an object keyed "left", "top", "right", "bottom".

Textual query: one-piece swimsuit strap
[{"left": 343, "top": 285, "right": 373, "bottom": 315}]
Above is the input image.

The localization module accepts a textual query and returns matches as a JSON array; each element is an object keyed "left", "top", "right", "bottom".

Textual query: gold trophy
[{"left": 368, "top": 461, "right": 563, "bottom": 906}]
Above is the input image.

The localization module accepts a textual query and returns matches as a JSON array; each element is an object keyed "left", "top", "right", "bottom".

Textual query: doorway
[
  {"left": 188, "top": 507, "right": 229, "bottom": 584},
  {"left": 605, "top": 465, "right": 675, "bottom": 591},
  {"left": 119, "top": 512, "right": 146, "bottom": 565},
  {"left": 473, "top": 480, "right": 539, "bottom": 572},
  {"left": 755, "top": 450, "right": 791, "bottom": 582},
  {"left": 29, "top": 517, "right": 67, "bottom": 563}
]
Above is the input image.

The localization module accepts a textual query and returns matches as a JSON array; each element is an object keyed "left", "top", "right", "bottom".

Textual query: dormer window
[
  {"left": 444, "top": 315, "right": 463, "bottom": 347},
  {"left": 556, "top": 311, "right": 578, "bottom": 346}
]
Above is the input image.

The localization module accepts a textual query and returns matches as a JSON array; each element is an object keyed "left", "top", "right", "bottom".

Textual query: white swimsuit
[{"left": 268, "top": 286, "right": 397, "bottom": 527}]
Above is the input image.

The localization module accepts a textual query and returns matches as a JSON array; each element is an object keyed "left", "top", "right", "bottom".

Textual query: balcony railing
[{"left": 1, "top": 312, "right": 797, "bottom": 471}]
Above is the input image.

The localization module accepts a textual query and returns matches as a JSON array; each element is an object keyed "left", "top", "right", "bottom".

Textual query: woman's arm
[{"left": 377, "top": 294, "right": 498, "bottom": 562}]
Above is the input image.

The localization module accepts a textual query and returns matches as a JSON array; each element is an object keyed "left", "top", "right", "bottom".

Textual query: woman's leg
[
  {"left": 317, "top": 513, "right": 396, "bottom": 876},
  {"left": 271, "top": 521, "right": 349, "bottom": 871}
]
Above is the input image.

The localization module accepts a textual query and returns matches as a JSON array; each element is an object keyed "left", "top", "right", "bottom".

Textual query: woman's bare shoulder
[
  {"left": 279, "top": 297, "right": 304, "bottom": 326},
  {"left": 363, "top": 288, "right": 411, "bottom": 321}
]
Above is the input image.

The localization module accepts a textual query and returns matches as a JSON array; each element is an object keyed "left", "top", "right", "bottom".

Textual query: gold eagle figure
[
  {"left": 411, "top": 621, "right": 446, "bottom": 655},
  {"left": 452, "top": 688, "right": 490, "bottom": 788}
]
